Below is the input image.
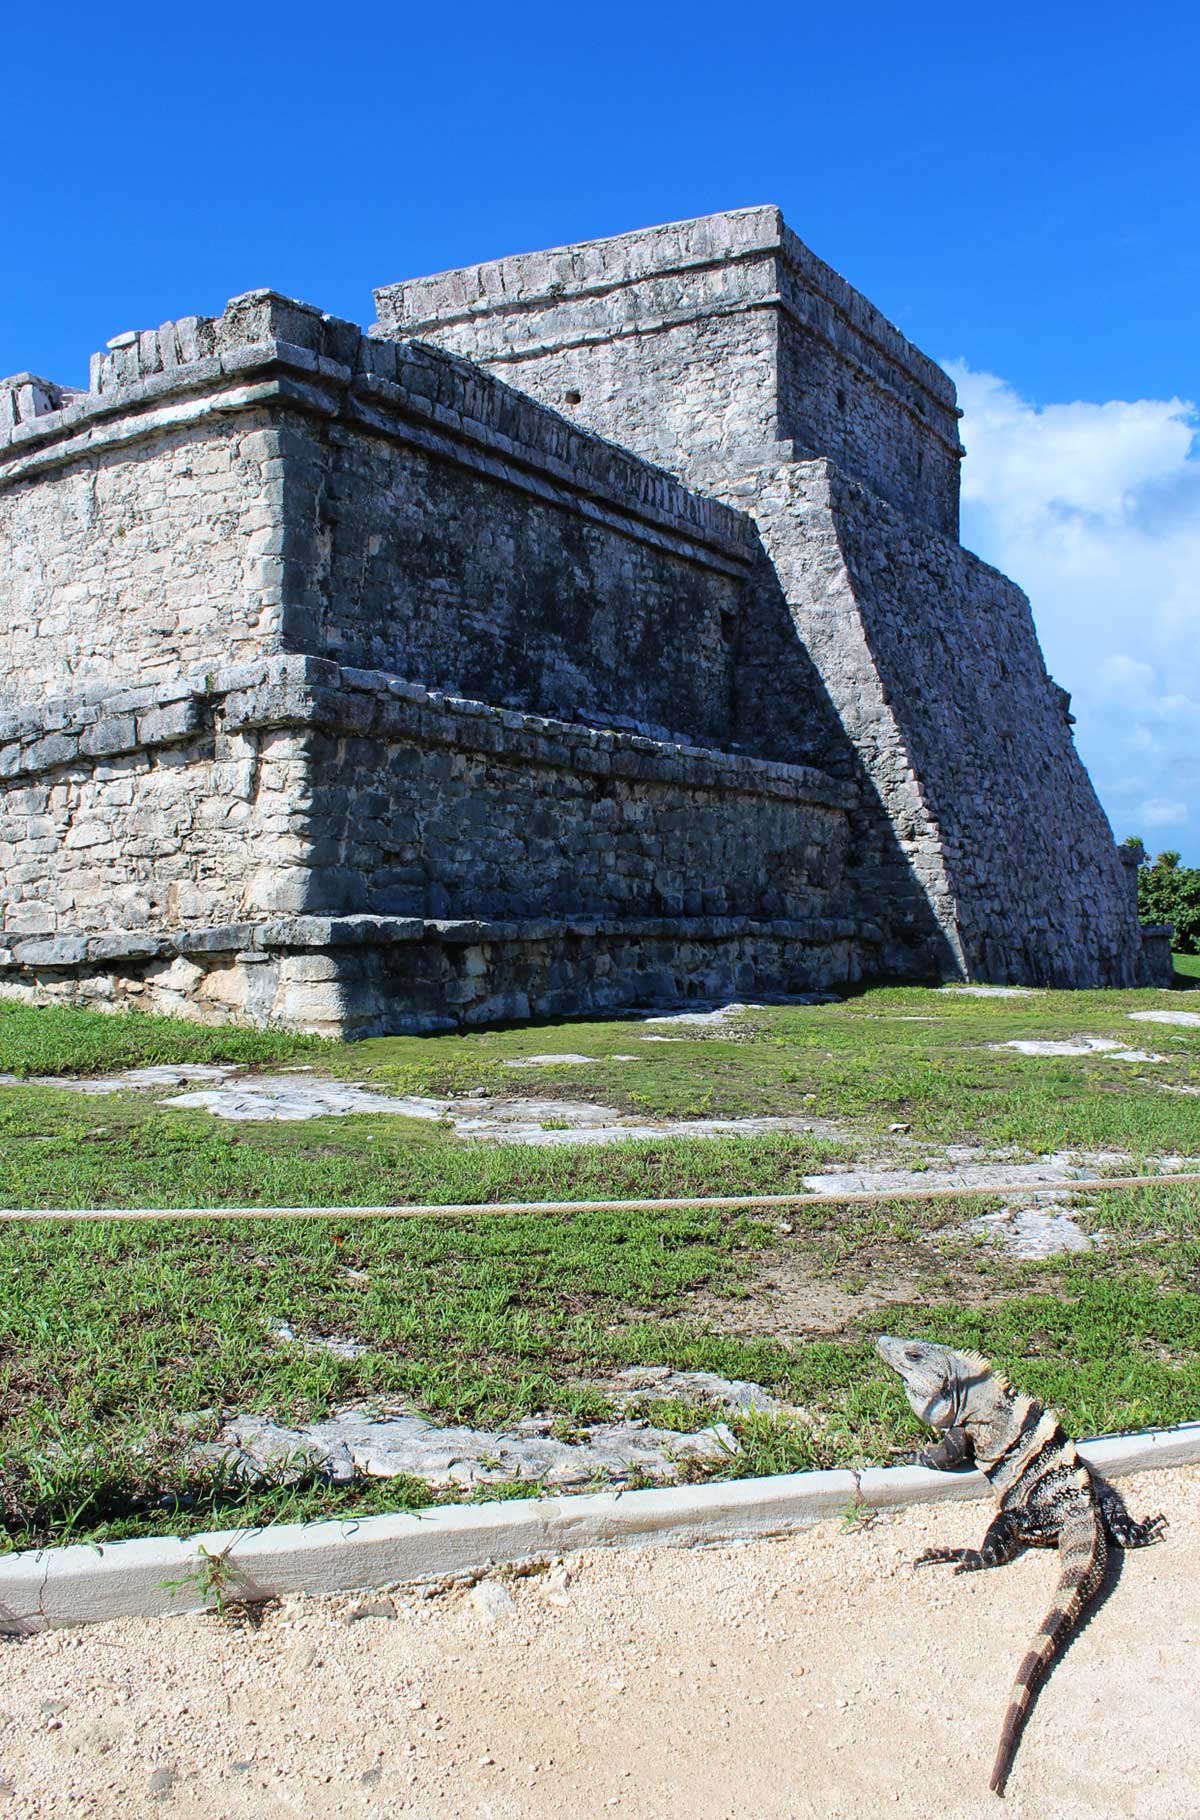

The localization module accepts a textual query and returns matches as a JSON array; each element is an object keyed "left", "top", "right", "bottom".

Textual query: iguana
[{"left": 875, "top": 1335, "right": 1166, "bottom": 1796}]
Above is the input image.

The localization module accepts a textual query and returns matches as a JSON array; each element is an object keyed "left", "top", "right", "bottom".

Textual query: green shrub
[{"left": 1127, "top": 843, "right": 1200, "bottom": 955}]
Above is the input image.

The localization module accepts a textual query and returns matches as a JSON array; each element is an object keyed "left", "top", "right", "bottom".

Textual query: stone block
[
  {"left": 87, "top": 931, "right": 167, "bottom": 962},
  {"left": 174, "top": 924, "right": 259, "bottom": 956},
  {"left": 137, "top": 700, "right": 202, "bottom": 746},
  {"left": 80, "top": 716, "right": 139, "bottom": 759},
  {"left": 12, "top": 935, "right": 89, "bottom": 967}
]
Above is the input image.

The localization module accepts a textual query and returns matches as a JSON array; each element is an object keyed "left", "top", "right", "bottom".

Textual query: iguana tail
[{"left": 989, "top": 1499, "right": 1106, "bottom": 1796}]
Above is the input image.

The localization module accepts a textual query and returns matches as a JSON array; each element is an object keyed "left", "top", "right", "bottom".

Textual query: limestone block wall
[
  {"left": 0, "top": 206, "right": 1161, "bottom": 1023},
  {"left": 739, "top": 458, "right": 1147, "bottom": 986},
  {"left": 304, "top": 708, "right": 851, "bottom": 925},
  {"left": 0, "top": 658, "right": 871, "bottom": 1033},
  {"left": 0, "top": 289, "right": 758, "bottom": 744},
  {"left": 373, "top": 205, "right": 961, "bottom": 537},
  {"left": 277, "top": 341, "right": 755, "bottom": 743},
  {"left": 0, "top": 672, "right": 307, "bottom": 937},
  {"left": 0, "top": 412, "right": 286, "bottom": 705}
]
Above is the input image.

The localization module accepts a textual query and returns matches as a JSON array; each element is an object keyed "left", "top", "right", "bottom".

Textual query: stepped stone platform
[{"left": 0, "top": 208, "right": 1164, "bottom": 1034}]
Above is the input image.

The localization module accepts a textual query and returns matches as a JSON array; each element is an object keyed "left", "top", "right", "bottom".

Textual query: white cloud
[
  {"left": 1142, "top": 798, "right": 1189, "bottom": 830},
  {"left": 946, "top": 362, "right": 1200, "bottom": 863}
]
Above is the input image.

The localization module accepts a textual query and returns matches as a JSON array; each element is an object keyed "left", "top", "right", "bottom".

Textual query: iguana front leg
[
  {"left": 914, "top": 1509, "right": 1025, "bottom": 1575},
  {"left": 916, "top": 1425, "right": 974, "bottom": 1472}
]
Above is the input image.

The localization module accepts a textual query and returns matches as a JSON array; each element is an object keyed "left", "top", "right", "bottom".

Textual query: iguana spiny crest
[{"left": 876, "top": 1336, "right": 1166, "bottom": 1796}]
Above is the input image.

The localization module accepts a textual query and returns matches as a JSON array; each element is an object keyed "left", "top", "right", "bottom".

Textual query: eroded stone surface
[
  {"left": 960, "top": 1202, "right": 1095, "bottom": 1259},
  {"left": 1129, "top": 1010, "right": 1200, "bottom": 1028},
  {"left": 801, "top": 1152, "right": 1131, "bottom": 1195},
  {"left": 198, "top": 1401, "right": 740, "bottom": 1492},
  {"left": 603, "top": 1366, "right": 784, "bottom": 1414},
  {"left": 996, "top": 1037, "right": 1165, "bottom": 1060},
  {"left": 0, "top": 1063, "right": 243, "bottom": 1096},
  {"left": 192, "top": 1366, "right": 803, "bottom": 1493},
  {"left": 148, "top": 1078, "right": 829, "bottom": 1144},
  {"left": 161, "top": 1077, "right": 444, "bottom": 1122}
]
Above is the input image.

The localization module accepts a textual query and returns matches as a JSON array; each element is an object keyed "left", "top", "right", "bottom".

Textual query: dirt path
[{"left": 3, "top": 1465, "right": 1197, "bottom": 1818}]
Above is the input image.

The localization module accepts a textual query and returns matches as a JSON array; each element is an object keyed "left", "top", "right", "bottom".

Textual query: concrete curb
[{"left": 3, "top": 1422, "right": 1197, "bottom": 1632}]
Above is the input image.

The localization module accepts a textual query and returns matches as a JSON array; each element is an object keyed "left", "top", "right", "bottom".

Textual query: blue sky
[{"left": 6, "top": 0, "right": 1197, "bottom": 858}]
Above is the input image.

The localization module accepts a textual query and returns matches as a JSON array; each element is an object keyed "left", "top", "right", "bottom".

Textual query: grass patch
[
  {"left": 3, "top": 1179, "right": 1198, "bottom": 1552},
  {"left": 0, "top": 999, "right": 331, "bottom": 1078},
  {"left": 0, "top": 1091, "right": 845, "bottom": 1209},
  {"left": 0, "top": 980, "right": 1197, "bottom": 1214},
  {"left": 1, "top": 983, "right": 1197, "bottom": 1551},
  {"left": 1173, "top": 951, "right": 1200, "bottom": 987}
]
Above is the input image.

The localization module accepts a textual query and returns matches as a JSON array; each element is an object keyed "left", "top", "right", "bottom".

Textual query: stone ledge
[
  {"left": 0, "top": 657, "right": 857, "bottom": 811},
  {"left": 373, "top": 205, "right": 956, "bottom": 413},
  {"left": 0, "top": 913, "right": 884, "bottom": 973},
  {"left": 0, "top": 298, "right": 756, "bottom": 571}
]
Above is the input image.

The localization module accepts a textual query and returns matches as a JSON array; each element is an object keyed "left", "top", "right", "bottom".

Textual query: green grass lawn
[
  {"left": 1173, "top": 952, "right": 1200, "bottom": 986},
  {"left": 1, "top": 976, "right": 1198, "bottom": 1210},
  {"left": 3, "top": 1181, "right": 1197, "bottom": 1552},
  {"left": 1, "top": 973, "right": 1198, "bottom": 1553}
]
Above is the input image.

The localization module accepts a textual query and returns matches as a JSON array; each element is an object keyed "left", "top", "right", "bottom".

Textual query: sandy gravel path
[{"left": 2, "top": 1464, "right": 1197, "bottom": 1819}]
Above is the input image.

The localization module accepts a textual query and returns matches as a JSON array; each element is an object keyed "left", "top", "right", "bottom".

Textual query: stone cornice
[{"left": 0, "top": 656, "right": 857, "bottom": 812}]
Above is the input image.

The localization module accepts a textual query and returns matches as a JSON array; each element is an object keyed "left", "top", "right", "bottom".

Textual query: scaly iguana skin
[{"left": 875, "top": 1335, "right": 1166, "bottom": 1796}]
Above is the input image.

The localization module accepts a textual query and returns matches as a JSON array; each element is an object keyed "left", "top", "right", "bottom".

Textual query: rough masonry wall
[
  {"left": 735, "top": 458, "right": 1145, "bottom": 985},
  {"left": 279, "top": 402, "right": 750, "bottom": 745},
  {"left": 0, "top": 413, "right": 285, "bottom": 707},
  {"left": 774, "top": 242, "right": 961, "bottom": 540},
  {"left": 0, "top": 675, "right": 314, "bottom": 939},
  {"left": 1, "top": 292, "right": 759, "bottom": 744},
  {"left": 373, "top": 205, "right": 961, "bottom": 537},
  {"left": 376, "top": 209, "right": 1157, "bottom": 987},
  {"left": 0, "top": 657, "right": 870, "bottom": 1033},
  {"left": 305, "top": 716, "right": 850, "bottom": 924},
  {"left": 823, "top": 464, "right": 1144, "bottom": 984}
]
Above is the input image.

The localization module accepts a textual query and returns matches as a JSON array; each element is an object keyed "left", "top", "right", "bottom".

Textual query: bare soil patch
[{"left": 2, "top": 1463, "right": 1195, "bottom": 1817}]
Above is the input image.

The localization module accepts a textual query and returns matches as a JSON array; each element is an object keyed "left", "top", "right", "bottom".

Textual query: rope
[{"left": 1, "top": 1170, "right": 1197, "bottom": 1222}]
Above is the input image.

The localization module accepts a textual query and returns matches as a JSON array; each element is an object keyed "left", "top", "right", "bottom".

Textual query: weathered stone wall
[
  {"left": 733, "top": 458, "right": 1147, "bottom": 985},
  {"left": 820, "top": 463, "right": 1145, "bottom": 984},
  {"left": 0, "top": 914, "right": 872, "bottom": 1036},
  {"left": 0, "top": 413, "right": 286, "bottom": 706},
  {"left": 0, "top": 671, "right": 305, "bottom": 938},
  {"left": 279, "top": 390, "right": 751, "bottom": 745},
  {"left": 1, "top": 290, "right": 758, "bottom": 745},
  {"left": 373, "top": 205, "right": 961, "bottom": 538},
  {"left": 377, "top": 209, "right": 1158, "bottom": 989},
  {"left": 0, "top": 658, "right": 870, "bottom": 1032},
  {"left": 302, "top": 710, "right": 851, "bottom": 925},
  {"left": 0, "top": 205, "right": 1163, "bottom": 1029}
]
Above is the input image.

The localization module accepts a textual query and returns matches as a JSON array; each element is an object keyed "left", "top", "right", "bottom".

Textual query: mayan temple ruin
[{"left": 0, "top": 207, "right": 1166, "bottom": 1034}]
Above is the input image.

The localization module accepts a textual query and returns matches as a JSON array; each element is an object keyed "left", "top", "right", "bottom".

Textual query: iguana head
[{"left": 876, "top": 1335, "right": 993, "bottom": 1431}]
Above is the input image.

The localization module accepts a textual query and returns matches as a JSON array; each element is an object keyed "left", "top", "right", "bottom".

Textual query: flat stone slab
[
  {"left": 161, "top": 1077, "right": 441, "bottom": 1121},
  {"left": 0, "top": 1063, "right": 243, "bottom": 1095},
  {"left": 604, "top": 1366, "right": 784, "bottom": 1414},
  {"left": 156, "top": 1079, "right": 826, "bottom": 1143},
  {"left": 800, "top": 1151, "right": 1124, "bottom": 1195},
  {"left": 1128, "top": 1009, "right": 1200, "bottom": 1028},
  {"left": 0, "top": 1064, "right": 832, "bottom": 1142},
  {"left": 960, "top": 1202, "right": 1095, "bottom": 1259},
  {"left": 198, "top": 1401, "right": 740, "bottom": 1491},
  {"left": 503, "top": 1053, "right": 638, "bottom": 1068},
  {"left": 995, "top": 1037, "right": 1165, "bottom": 1060},
  {"left": 639, "top": 1001, "right": 766, "bottom": 1028}
]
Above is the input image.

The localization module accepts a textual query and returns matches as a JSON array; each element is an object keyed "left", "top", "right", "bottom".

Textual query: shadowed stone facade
[{"left": 0, "top": 209, "right": 1162, "bottom": 1033}]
